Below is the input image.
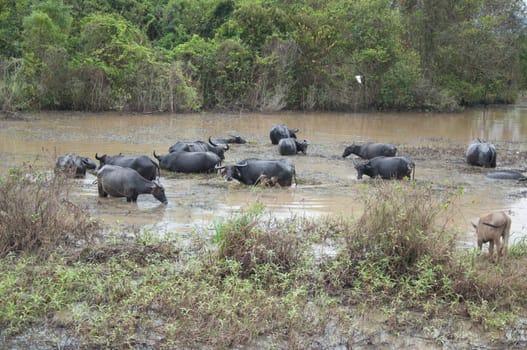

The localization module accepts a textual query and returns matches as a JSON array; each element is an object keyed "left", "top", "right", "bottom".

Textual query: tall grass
[
  {"left": 344, "top": 181, "right": 458, "bottom": 277},
  {"left": 214, "top": 203, "right": 306, "bottom": 276},
  {"left": 0, "top": 166, "right": 98, "bottom": 257}
]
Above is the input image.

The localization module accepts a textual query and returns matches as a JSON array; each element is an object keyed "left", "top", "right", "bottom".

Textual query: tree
[
  {"left": 0, "top": 0, "right": 31, "bottom": 58},
  {"left": 400, "top": 0, "right": 526, "bottom": 105},
  {"left": 21, "top": 0, "right": 72, "bottom": 109},
  {"left": 76, "top": 13, "right": 153, "bottom": 110}
]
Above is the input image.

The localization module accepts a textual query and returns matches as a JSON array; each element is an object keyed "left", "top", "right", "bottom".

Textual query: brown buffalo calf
[{"left": 472, "top": 211, "right": 511, "bottom": 263}]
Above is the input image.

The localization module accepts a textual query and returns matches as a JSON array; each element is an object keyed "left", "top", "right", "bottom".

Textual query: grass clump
[
  {"left": 0, "top": 166, "right": 98, "bottom": 257},
  {"left": 214, "top": 202, "right": 306, "bottom": 277},
  {"left": 322, "top": 181, "right": 459, "bottom": 298}
]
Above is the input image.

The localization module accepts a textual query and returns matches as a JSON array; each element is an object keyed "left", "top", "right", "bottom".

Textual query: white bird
[{"left": 355, "top": 75, "right": 362, "bottom": 84}]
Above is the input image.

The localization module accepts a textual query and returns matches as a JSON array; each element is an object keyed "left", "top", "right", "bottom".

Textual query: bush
[
  {"left": 0, "top": 166, "right": 98, "bottom": 257},
  {"left": 214, "top": 202, "right": 305, "bottom": 276},
  {"left": 321, "top": 181, "right": 461, "bottom": 300},
  {"left": 347, "top": 181, "right": 458, "bottom": 274}
]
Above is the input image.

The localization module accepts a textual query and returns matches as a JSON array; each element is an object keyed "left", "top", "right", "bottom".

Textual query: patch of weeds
[
  {"left": 214, "top": 202, "right": 305, "bottom": 276},
  {"left": 467, "top": 300, "right": 517, "bottom": 331},
  {"left": 0, "top": 165, "right": 99, "bottom": 257},
  {"left": 508, "top": 238, "right": 527, "bottom": 258}
]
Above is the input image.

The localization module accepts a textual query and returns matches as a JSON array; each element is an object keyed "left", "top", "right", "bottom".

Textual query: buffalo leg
[
  {"left": 489, "top": 241, "right": 495, "bottom": 261},
  {"left": 253, "top": 174, "right": 266, "bottom": 186},
  {"left": 98, "top": 183, "right": 107, "bottom": 197},
  {"left": 495, "top": 240, "right": 501, "bottom": 263}
]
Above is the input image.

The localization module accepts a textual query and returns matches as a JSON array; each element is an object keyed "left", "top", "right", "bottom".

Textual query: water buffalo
[
  {"left": 355, "top": 156, "right": 415, "bottom": 180},
  {"left": 95, "top": 154, "right": 159, "bottom": 181},
  {"left": 269, "top": 125, "right": 299, "bottom": 145},
  {"left": 168, "top": 137, "right": 229, "bottom": 160},
  {"left": 278, "top": 138, "right": 308, "bottom": 155},
  {"left": 471, "top": 211, "right": 511, "bottom": 263},
  {"left": 97, "top": 165, "right": 167, "bottom": 204},
  {"left": 153, "top": 150, "right": 221, "bottom": 173},
  {"left": 211, "top": 135, "right": 247, "bottom": 145},
  {"left": 342, "top": 142, "right": 397, "bottom": 159},
  {"left": 466, "top": 140, "right": 496, "bottom": 168},
  {"left": 215, "top": 158, "right": 296, "bottom": 187},
  {"left": 55, "top": 153, "right": 97, "bottom": 178},
  {"left": 485, "top": 170, "right": 527, "bottom": 181}
]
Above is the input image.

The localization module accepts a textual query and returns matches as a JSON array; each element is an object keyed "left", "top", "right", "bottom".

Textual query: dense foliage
[{"left": 0, "top": 0, "right": 526, "bottom": 112}]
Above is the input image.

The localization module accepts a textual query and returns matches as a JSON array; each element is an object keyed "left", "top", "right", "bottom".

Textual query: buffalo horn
[
  {"left": 209, "top": 136, "right": 229, "bottom": 150},
  {"left": 153, "top": 150, "right": 161, "bottom": 160},
  {"left": 214, "top": 164, "right": 226, "bottom": 170},
  {"left": 236, "top": 162, "right": 248, "bottom": 167},
  {"left": 95, "top": 153, "right": 102, "bottom": 160}
]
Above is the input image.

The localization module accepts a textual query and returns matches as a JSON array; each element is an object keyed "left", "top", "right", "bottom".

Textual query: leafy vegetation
[
  {"left": 1, "top": 0, "right": 525, "bottom": 112},
  {"left": 1, "top": 170, "right": 527, "bottom": 348}
]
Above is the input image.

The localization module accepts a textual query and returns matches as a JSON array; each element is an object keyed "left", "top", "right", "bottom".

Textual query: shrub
[
  {"left": 214, "top": 202, "right": 304, "bottom": 276},
  {"left": 0, "top": 166, "right": 98, "bottom": 257},
  {"left": 346, "top": 181, "right": 458, "bottom": 275},
  {"left": 322, "top": 181, "right": 461, "bottom": 300}
]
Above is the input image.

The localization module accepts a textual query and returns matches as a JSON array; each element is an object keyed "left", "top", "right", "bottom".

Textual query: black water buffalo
[
  {"left": 278, "top": 138, "right": 308, "bottom": 155},
  {"left": 97, "top": 165, "right": 167, "bottom": 204},
  {"left": 216, "top": 158, "right": 296, "bottom": 186},
  {"left": 211, "top": 135, "right": 247, "bottom": 145},
  {"left": 355, "top": 156, "right": 415, "bottom": 180},
  {"left": 342, "top": 142, "right": 397, "bottom": 159},
  {"left": 55, "top": 153, "right": 97, "bottom": 178},
  {"left": 95, "top": 154, "right": 159, "bottom": 181},
  {"left": 269, "top": 125, "right": 299, "bottom": 145},
  {"left": 168, "top": 137, "right": 229, "bottom": 160},
  {"left": 485, "top": 170, "right": 527, "bottom": 181},
  {"left": 466, "top": 140, "right": 496, "bottom": 168},
  {"left": 154, "top": 150, "right": 221, "bottom": 173}
]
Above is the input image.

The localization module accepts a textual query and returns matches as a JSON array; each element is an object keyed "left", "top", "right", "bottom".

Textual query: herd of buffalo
[{"left": 55, "top": 123, "right": 519, "bottom": 262}]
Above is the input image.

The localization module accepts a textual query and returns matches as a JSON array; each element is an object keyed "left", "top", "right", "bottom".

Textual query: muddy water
[{"left": 1, "top": 109, "right": 526, "bottom": 247}]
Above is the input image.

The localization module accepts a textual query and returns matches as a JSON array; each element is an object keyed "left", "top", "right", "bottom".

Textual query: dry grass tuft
[
  {"left": 0, "top": 166, "right": 99, "bottom": 257},
  {"left": 215, "top": 203, "right": 304, "bottom": 276},
  {"left": 344, "top": 181, "right": 458, "bottom": 276}
]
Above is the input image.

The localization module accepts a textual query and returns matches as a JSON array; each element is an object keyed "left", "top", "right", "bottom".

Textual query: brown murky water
[{"left": 1, "top": 108, "right": 526, "bottom": 247}]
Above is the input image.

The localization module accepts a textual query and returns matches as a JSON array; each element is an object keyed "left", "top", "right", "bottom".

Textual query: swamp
[{"left": 1, "top": 107, "right": 527, "bottom": 349}]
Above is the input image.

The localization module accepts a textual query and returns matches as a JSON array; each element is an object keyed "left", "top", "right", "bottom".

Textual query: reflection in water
[{"left": 1, "top": 108, "right": 526, "bottom": 245}]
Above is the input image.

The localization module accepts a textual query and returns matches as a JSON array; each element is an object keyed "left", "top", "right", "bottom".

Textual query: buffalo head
[
  {"left": 215, "top": 162, "right": 247, "bottom": 182},
  {"left": 342, "top": 144, "right": 359, "bottom": 158},
  {"left": 296, "top": 140, "right": 309, "bottom": 154},
  {"left": 81, "top": 157, "right": 97, "bottom": 169},
  {"left": 353, "top": 160, "right": 369, "bottom": 179},
  {"left": 229, "top": 135, "right": 247, "bottom": 144},
  {"left": 150, "top": 180, "right": 168, "bottom": 205}
]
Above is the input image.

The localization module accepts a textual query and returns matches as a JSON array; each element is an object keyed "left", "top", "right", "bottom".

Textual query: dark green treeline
[{"left": 1, "top": 0, "right": 526, "bottom": 112}]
